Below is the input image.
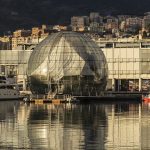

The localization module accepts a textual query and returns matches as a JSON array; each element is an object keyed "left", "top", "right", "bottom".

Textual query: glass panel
[{"left": 28, "top": 32, "right": 108, "bottom": 95}]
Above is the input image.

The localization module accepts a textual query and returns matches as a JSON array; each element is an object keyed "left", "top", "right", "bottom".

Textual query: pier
[{"left": 22, "top": 91, "right": 143, "bottom": 104}]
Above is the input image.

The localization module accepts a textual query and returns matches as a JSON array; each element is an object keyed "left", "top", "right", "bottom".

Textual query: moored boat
[
  {"left": 0, "top": 84, "right": 21, "bottom": 100},
  {"left": 0, "top": 75, "right": 21, "bottom": 100},
  {"left": 142, "top": 94, "right": 150, "bottom": 102}
]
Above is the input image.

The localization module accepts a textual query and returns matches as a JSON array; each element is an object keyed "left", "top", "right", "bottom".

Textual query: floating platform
[
  {"left": 23, "top": 93, "right": 76, "bottom": 104},
  {"left": 74, "top": 95, "right": 142, "bottom": 103},
  {"left": 23, "top": 92, "right": 142, "bottom": 104},
  {"left": 23, "top": 98, "right": 79, "bottom": 104}
]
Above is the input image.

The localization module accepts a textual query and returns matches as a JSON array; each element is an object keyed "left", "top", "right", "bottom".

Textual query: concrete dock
[
  {"left": 23, "top": 91, "right": 143, "bottom": 104},
  {"left": 74, "top": 95, "right": 142, "bottom": 103}
]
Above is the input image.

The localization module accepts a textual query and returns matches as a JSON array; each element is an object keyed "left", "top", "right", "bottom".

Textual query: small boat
[
  {"left": 142, "top": 94, "right": 150, "bottom": 102},
  {"left": 0, "top": 75, "right": 21, "bottom": 100}
]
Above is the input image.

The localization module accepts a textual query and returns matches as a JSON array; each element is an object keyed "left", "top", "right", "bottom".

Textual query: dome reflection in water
[
  {"left": 0, "top": 102, "right": 148, "bottom": 150},
  {"left": 27, "top": 32, "right": 108, "bottom": 96}
]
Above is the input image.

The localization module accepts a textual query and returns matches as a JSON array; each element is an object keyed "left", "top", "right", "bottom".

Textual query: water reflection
[{"left": 0, "top": 101, "right": 150, "bottom": 149}]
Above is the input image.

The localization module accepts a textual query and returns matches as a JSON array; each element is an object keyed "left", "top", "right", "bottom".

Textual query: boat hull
[
  {"left": 143, "top": 98, "right": 150, "bottom": 102},
  {"left": 0, "top": 96, "right": 23, "bottom": 100}
]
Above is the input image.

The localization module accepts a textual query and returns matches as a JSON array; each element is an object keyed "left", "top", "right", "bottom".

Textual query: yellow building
[{"left": 13, "top": 29, "right": 31, "bottom": 38}]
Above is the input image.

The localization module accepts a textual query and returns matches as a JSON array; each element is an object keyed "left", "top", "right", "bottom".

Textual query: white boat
[{"left": 0, "top": 75, "right": 21, "bottom": 100}]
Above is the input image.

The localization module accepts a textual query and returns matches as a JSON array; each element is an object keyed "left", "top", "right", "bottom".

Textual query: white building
[
  {"left": 96, "top": 39, "right": 150, "bottom": 91},
  {"left": 1, "top": 37, "right": 150, "bottom": 92}
]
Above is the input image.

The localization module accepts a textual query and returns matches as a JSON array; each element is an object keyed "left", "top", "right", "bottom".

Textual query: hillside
[{"left": 0, "top": 0, "right": 150, "bottom": 34}]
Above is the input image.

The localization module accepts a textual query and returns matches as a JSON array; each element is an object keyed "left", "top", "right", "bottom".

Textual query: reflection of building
[
  {"left": 106, "top": 104, "right": 141, "bottom": 149},
  {"left": 28, "top": 31, "right": 108, "bottom": 95},
  {"left": 0, "top": 102, "right": 150, "bottom": 149},
  {"left": 106, "top": 103, "right": 150, "bottom": 150},
  {"left": 0, "top": 102, "right": 86, "bottom": 149},
  {"left": 0, "top": 102, "right": 108, "bottom": 149}
]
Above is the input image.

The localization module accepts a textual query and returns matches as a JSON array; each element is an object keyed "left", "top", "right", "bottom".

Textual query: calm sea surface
[{"left": 0, "top": 101, "right": 149, "bottom": 150}]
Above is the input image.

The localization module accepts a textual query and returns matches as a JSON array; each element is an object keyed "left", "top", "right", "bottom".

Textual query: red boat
[{"left": 143, "top": 94, "right": 150, "bottom": 103}]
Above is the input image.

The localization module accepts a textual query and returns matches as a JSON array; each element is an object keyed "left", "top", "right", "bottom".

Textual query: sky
[{"left": 0, "top": 0, "right": 150, "bottom": 33}]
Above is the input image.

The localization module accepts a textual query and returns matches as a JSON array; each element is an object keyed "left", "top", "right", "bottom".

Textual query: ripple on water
[{"left": 0, "top": 102, "right": 149, "bottom": 149}]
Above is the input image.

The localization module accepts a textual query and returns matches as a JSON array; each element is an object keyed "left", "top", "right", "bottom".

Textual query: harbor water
[{"left": 0, "top": 101, "right": 149, "bottom": 149}]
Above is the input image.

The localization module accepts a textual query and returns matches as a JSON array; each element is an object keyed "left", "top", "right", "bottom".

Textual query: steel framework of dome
[{"left": 28, "top": 32, "right": 108, "bottom": 96}]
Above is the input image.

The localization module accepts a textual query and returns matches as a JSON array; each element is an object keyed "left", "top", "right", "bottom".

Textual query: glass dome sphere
[{"left": 28, "top": 31, "right": 108, "bottom": 96}]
